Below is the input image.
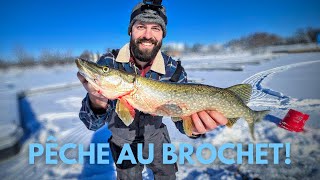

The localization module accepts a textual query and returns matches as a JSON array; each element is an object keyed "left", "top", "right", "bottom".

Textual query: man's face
[{"left": 130, "top": 21, "right": 164, "bottom": 62}]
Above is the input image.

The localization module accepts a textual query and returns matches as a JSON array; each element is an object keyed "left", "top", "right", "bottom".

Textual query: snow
[{"left": 0, "top": 52, "right": 319, "bottom": 179}]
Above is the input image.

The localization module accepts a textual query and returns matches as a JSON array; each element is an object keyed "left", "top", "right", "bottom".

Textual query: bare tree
[
  {"left": 79, "top": 50, "right": 92, "bottom": 60},
  {"left": 12, "top": 45, "right": 36, "bottom": 67},
  {"left": 39, "top": 49, "right": 74, "bottom": 66},
  {"left": 0, "top": 58, "right": 11, "bottom": 69}
]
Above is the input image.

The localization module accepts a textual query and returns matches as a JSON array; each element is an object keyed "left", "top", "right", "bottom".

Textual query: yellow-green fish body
[{"left": 76, "top": 58, "right": 269, "bottom": 139}]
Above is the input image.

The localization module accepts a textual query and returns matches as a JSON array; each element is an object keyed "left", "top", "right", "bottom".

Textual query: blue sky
[{"left": 1, "top": 0, "right": 319, "bottom": 59}]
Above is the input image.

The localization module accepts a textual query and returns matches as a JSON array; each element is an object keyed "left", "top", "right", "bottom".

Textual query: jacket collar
[{"left": 115, "top": 43, "right": 166, "bottom": 75}]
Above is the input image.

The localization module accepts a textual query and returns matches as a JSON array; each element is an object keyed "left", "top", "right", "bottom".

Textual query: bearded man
[{"left": 77, "top": 1, "right": 227, "bottom": 179}]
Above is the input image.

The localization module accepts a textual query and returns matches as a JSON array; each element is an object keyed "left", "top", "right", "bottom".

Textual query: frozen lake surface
[{"left": 0, "top": 52, "right": 319, "bottom": 179}]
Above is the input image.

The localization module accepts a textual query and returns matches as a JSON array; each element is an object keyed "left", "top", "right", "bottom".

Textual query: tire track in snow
[{"left": 242, "top": 60, "right": 320, "bottom": 109}]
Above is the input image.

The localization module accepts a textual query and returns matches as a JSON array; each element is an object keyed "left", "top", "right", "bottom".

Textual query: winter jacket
[{"left": 79, "top": 43, "right": 188, "bottom": 146}]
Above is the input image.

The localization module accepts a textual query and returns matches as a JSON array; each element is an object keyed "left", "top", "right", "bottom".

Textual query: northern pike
[{"left": 76, "top": 58, "right": 269, "bottom": 139}]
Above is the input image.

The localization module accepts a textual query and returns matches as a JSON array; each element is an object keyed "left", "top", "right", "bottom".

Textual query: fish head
[{"left": 75, "top": 58, "right": 135, "bottom": 99}]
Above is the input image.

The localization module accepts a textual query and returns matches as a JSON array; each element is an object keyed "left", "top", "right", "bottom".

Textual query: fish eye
[{"left": 102, "top": 67, "right": 109, "bottom": 73}]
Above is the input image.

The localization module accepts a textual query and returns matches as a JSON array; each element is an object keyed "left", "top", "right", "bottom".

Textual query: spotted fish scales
[{"left": 76, "top": 58, "right": 269, "bottom": 139}]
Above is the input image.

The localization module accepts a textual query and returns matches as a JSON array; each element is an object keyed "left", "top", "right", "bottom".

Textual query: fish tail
[
  {"left": 249, "top": 110, "right": 270, "bottom": 140},
  {"left": 253, "top": 110, "right": 270, "bottom": 123}
]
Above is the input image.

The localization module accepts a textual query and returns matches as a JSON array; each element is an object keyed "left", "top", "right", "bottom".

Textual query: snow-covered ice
[{"left": 0, "top": 52, "right": 319, "bottom": 179}]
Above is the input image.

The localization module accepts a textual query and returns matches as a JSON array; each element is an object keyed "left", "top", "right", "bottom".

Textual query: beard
[{"left": 130, "top": 37, "right": 162, "bottom": 62}]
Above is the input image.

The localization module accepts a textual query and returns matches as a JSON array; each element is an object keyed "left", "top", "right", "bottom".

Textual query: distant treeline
[
  {"left": 225, "top": 27, "right": 320, "bottom": 50},
  {"left": 0, "top": 47, "right": 76, "bottom": 69},
  {"left": 163, "top": 27, "right": 320, "bottom": 53},
  {"left": 0, "top": 46, "right": 106, "bottom": 69},
  {"left": 1, "top": 27, "right": 319, "bottom": 69}
]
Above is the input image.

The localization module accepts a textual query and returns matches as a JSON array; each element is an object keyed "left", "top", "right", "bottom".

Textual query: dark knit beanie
[{"left": 128, "top": 2, "right": 167, "bottom": 37}]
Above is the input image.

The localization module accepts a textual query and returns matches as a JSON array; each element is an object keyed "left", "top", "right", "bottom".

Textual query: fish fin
[
  {"left": 116, "top": 98, "right": 135, "bottom": 126},
  {"left": 226, "top": 118, "right": 240, "bottom": 128},
  {"left": 156, "top": 104, "right": 183, "bottom": 116},
  {"left": 249, "top": 110, "right": 270, "bottom": 140},
  {"left": 248, "top": 122, "right": 256, "bottom": 141},
  {"left": 181, "top": 116, "right": 194, "bottom": 137},
  {"left": 227, "top": 84, "right": 252, "bottom": 104},
  {"left": 253, "top": 110, "right": 270, "bottom": 123}
]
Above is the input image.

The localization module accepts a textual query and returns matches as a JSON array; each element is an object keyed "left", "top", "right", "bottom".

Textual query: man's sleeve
[{"left": 79, "top": 94, "right": 110, "bottom": 131}]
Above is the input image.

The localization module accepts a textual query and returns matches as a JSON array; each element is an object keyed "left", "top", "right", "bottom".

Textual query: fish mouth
[{"left": 75, "top": 58, "right": 103, "bottom": 79}]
